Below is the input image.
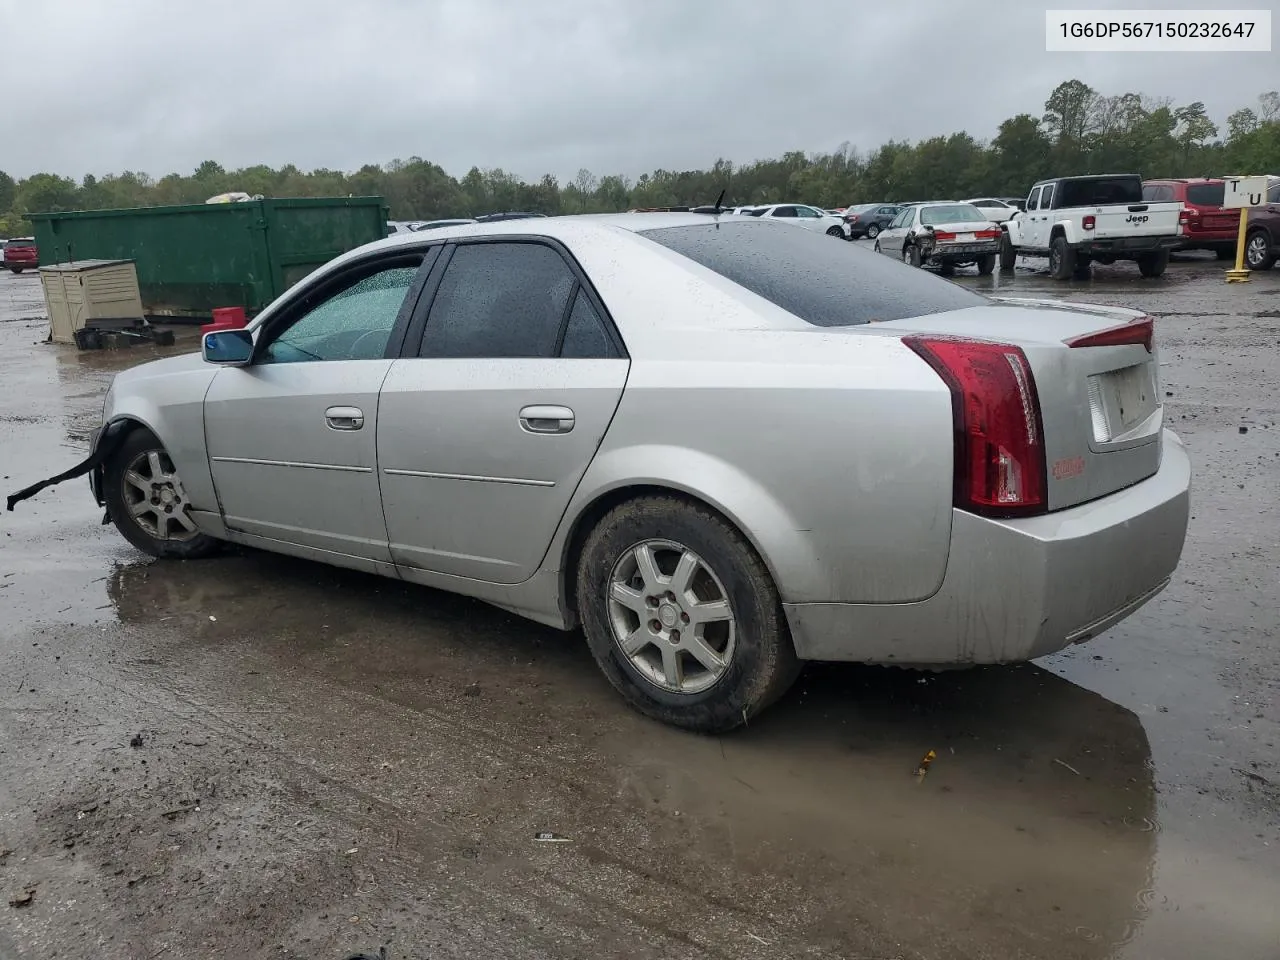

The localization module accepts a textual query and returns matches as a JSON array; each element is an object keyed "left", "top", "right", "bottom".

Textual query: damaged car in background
[
  {"left": 8, "top": 215, "right": 1191, "bottom": 734},
  {"left": 873, "top": 202, "right": 1003, "bottom": 274}
]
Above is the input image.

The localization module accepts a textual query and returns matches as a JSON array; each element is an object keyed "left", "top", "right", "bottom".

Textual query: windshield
[
  {"left": 920, "top": 204, "right": 987, "bottom": 225},
  {"left": 639, "top": 220, "right": 985, "bottom": 327}
]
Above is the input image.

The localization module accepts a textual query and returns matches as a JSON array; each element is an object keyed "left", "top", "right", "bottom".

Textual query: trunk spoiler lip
[{"left": 984, "top": 296, "right": 1146, "bottom": 321}]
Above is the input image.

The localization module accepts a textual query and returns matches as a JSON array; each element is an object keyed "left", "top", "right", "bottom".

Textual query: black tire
[
  {"left": 976, "top": 253, "right": 996, "bottom": 276},
  {"left": 1048, "top": 235, "right": 1076, "bottom": 281},
  {"left": 904, "top": 244, "right": 922, "bottom": 267},
  {"left": 1244, "top": 229, "right": 1275, "bottom": 271},
  {"left": 998, "top": 233, "right": 1017, "bottom": 271},
  {"left": 873, "top": 241, "right": 881, "bottom": 254},
  {"left": 826, "top": 225, "right": 844, "bottom": 238},
  {"left": 1137, "top": 250, "right": 1169, "bottom": 278},
  {"left": 104, "top": 427, "right": 221, "bottom": 559},
  {"left": 1072, "top": 257, "right": 1092, "bottom": 280},
  {"left": 9, "top": 266, "right": 22, "bottom": 274},
  {"left": 576, "top": 495, "right": 800, "bottom": 733},
  {"left": 866, "top": 223, "right": 881, "bottom": 239},
  {"left": 938, "top": 262, "right": 956, "bottom": 276}
]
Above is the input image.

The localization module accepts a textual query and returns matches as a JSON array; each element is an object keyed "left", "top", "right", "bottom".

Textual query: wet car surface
[{"left": 1, "top": 254, "right": 1277, "bottom": 959}]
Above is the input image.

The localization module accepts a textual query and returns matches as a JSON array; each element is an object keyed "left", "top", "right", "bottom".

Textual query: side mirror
[{"left": 203, "top": 329, "right": 254, "bottom": 366}]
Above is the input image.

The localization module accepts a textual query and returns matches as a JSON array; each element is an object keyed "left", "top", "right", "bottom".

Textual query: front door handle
[
  {"left": 325, "top": 406, "right": 364, "bottom": 431},
  {"left": 519, "top": 405, "right": 575, "bottom": 435}
]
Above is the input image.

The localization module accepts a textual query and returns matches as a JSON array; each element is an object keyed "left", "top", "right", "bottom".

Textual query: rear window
[
  {"left": 920, "top": 204, "right": 986, "bottom": 225},
  {"left": 1056, "top": 177, "right": 1143, "bottom": 207},
  {"left": 1185, "top": 183, "right": 1226, "bottom": 207},
  {"left": 639, "top": 220, "right": 985, "bottom": 327}
]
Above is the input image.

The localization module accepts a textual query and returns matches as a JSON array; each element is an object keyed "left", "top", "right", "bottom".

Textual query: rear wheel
[
  {"left": 938, "top": 262, "right": 955, "bottom": 276},
  {"left": 576, "top": 495, "right": 800, "bottom": 733},
  {"left": 1137, "top": 250, "right": 1169, "bottom": 278},
  {"left": 1048, "top": 235, "right": 1076, "bottom": 281},
  {"left": 826, "top": 225, "right": 844, "bottom": 238},
  {"left": 1245, "top": 229, "right": 1275, "bottom": 270},
  {"left": 866, "top": 223, "right": 881, "bottom": 239},
  {"left": 998, "top": 234, "right": 1017, "bottom": 271},
  {"left": 976, "top": 253, "right": 996, "bottom": 275},
  {"left": 903, "top": 244, "right": 922, "bottom": 267},
  {"left": 104, "top": 428, "right": 221, "bottom": 559},
  {"left": 9, "top": 266, "right": 22, "bottom": 274}
]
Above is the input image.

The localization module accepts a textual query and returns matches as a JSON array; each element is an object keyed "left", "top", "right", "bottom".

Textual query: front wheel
[
  {"left": 104, "top": 428, "right": 221, "bottom": 559},
  {"left": 1137, "top": 250, "right": 1169, "bottom": 278},
  {"left": 576, "top": 495, "right": 800, "bottom": 733},
  {"left": 976, "top": 253, "right": 996, "bottom": 275},
  {"left": 998, "top": 234, "right": 1017, "bottom": 271},
  {"left": 866, "top": 223, "right": 881, "bottom": 239}
]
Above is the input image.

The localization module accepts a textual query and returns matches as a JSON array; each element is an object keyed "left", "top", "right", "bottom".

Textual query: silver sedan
[{"left": 65, "top": 214, "right": 1191, "bottom": 731}]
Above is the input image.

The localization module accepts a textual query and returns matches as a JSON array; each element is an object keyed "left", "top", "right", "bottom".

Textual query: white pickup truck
[{"left": 1000, "top": 175, "right": 1183, "bottom": 280}]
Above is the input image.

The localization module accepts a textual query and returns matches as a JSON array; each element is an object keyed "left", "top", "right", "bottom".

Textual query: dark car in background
[
  {"left": 3, "top": 237, "right": 38, "bottom": 273},
  {"left": 1143, "top": 178, "right": 1240, "bottom": 258},
  {"left": 1241, "top": 179, "right": 1280, "bottom": 271},
  {"left": 841, "top": 203, "right": 902, "bottom": 239}
]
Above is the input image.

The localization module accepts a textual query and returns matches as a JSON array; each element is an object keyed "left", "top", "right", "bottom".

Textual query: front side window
[
  {"left": 796, "top": 206, "right": 822, "bottom": 218},
  {"left": 261, "top": 261, "right": 421, "bottom": 364},
  {"left": 419, "top": 242, "right": 576, "bottom": 358},
  {"left": 1027, "top": 187, "right": 1042, "bottom": 211}
]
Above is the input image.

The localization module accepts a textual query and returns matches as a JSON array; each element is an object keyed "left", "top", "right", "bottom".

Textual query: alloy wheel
[
  {"left": 606, "top": 539, "right": 736, "bottom": 695},
  {"left": 121, "top": 449, "right": 200, "bottom": 542}
]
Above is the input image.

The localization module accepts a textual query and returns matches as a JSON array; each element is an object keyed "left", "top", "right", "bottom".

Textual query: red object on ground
[{"left": 201, "top": 306, "right": 248, "bottom": 335}]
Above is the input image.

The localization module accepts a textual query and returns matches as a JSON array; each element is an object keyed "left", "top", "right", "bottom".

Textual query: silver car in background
[
  {"left": 73, "top": 214, "right": 1190, "bottom": 732},
  {"left": 874, "top": 202, "right": 1004, "bottom": 274}
]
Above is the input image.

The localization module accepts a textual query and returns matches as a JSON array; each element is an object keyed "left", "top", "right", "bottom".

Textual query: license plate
[
  {"left": 957, "top": 233, "right": 975, "bottom": 241},
  {"left": 1106, "top": 364, "right": 1154, "bottom": 430}
]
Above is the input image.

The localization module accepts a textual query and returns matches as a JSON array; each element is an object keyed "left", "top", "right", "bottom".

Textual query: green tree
[
  {"left": 16, "top": 173, "right": 79, "bottom": 214},
  {"left": 0, "top": 170, "right": 16, "bottom": 214}
]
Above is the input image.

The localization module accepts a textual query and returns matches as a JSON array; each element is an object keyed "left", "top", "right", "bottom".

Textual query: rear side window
[
  {"left": 1057, "top": 176, "right": 1143, "bottom": 207},
  {"left": 640, "top": 221, "right": 985, "bottom": 327},
  {"left": 1185, "top": 183, "right": 1226, "bottom": 206},
  {"left": 420, "top": 242, "right": 575, "bottom": 358},
  {"left": 559, "top": 289, "right": 619, "bottom": 359}
]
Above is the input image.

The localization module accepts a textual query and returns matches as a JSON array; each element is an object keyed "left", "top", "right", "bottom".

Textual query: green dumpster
[{"left": 28, "top": 196, "right": 389, "bottom": 320}]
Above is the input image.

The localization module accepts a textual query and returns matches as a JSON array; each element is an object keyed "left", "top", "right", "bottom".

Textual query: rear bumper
[
  {"left": 928, "top": 240, "right": 1000, "bottom": 262},
  {"left": 1079, "top": 235, "right": 1180, "bottom": 255},
  {"left": 784, "top": 429, "right": 1191, "bottom": 665}
]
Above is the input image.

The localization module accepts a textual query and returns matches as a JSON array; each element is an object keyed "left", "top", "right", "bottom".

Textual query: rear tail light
[
  {"left": 932, "top": 230, "right": 957, "bottom": 241},
  {"left": 904, "top": 336, "right": 1047, "bottom": 517},
  {"left": 845, "top": 214, "right": 859, "bottom": 222},
  {"left": 1065, "top": 316, "right": 1154, "bottom": 353},
  {"left": 976, "top": 228, "right": 1001, "bottom": 239},
  {"left": 1082, "top": 215, "right": 1096, "bottom": 230},
  {"left": 1178, "top": 208, "right": 1190, "bottom": 225}
]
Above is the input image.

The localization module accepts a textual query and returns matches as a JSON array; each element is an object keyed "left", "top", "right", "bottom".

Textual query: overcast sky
[{"left": 1, "top": 0, "right": 1275, "bottom": 183}]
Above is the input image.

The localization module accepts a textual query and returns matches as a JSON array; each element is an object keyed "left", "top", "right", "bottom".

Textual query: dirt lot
[{"left": 1, "top": 252, "right": 1278, "bottom": 960}]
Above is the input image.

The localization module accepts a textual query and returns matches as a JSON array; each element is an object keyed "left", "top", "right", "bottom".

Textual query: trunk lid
[
  {"left": 880, "top": 299, "right": 1162, "bottom": 511},
  {"left": 1091, "top": 201, "right": 1181, "bottom": 239}
]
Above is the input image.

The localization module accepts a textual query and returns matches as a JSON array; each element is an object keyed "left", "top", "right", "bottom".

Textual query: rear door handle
[
  {"left": 325, "top": 406, "right": 364, "bottom": 430},
  {"left": 519, "top": 405, "right": 575, "bottom": 434}
]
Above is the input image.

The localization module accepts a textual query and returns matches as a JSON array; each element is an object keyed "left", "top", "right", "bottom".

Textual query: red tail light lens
[
  {"left": 1082, "top": 215, "right": 1096, "bottom": 230},
  {"left": 1065, "top": 316, "right": 1154, "bottom": 353},
  {"left": 932, "top": 230, "right": 957, "bottom": 241},
  {"left": 1178, "top": 208, "right": 1190, "bottom": 224},
  {"left": 904, "top": 337, "right": 1047, "bottom": 517},
  {"left": 846, "top": 214, "right": 859, "bottom": 222},
  {"left": 976, "top": 228, "right": 1002, "bottom": 239}
]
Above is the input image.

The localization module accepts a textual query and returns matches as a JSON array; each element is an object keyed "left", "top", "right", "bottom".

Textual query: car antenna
[{"left": 714, "top": 189, "right": 726, "bottom": 214}]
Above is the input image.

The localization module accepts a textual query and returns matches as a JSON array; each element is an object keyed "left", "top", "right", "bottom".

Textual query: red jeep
[
  {"left": 2, "top": 237, "right": 38, "bottom": 273},
  {"left": 1142, "top": 179, "right": 1238, "bottom": 258}
]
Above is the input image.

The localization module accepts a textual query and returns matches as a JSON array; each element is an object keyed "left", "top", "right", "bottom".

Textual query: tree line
[{"left": 2, "top": 80, "right": 1277, "bottom": 238}]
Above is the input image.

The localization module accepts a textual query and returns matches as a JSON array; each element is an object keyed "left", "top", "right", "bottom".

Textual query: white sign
[{"left": 1223, "top": 177, "right": 1269, "bottom": 209}]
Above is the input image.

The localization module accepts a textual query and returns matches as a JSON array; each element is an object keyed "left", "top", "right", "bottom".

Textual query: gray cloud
[{"left": 2, "top": 0, "right": 1275, "bottom": 182}]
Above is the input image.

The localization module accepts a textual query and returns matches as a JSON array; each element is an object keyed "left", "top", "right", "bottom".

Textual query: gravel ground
[{"left": 0, "top": 250, "right": 1277, "bottom": 960}]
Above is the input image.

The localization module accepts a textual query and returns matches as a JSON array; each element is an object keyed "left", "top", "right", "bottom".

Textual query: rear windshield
[
  {"left": 1055, "top": 177, "right": 1143, "bottom": 207},
  {"left": 1186, "top": 183, "right": 1226, "bottom": 207},
  {"left": 640, "top": 220, "right": 985, "bottom": 327},
  {"left": 920, "top": 204, "right": 986, "bottom": 225}
]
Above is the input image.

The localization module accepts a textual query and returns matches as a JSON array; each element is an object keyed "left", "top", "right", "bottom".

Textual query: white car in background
[
  {"left": 965, "top": 198, "right": 1023, "bottom": 224},
  {"left": 745, "top": 204, "right": 851, "bottom": 238}
]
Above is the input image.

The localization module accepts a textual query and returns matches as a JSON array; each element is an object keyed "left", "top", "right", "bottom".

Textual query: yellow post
[{"left": 1225, "top": 207, "right": 1251, "bottom": 283}]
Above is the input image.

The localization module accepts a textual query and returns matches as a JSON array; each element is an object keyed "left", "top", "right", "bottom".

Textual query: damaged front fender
[{"left": 6, "top": 419, "right": 132, "bottom": 516}]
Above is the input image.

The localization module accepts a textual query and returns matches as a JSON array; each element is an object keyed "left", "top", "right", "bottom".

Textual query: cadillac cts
[{"left": 72, "top": 214, "right": 1190, "bottom": 732}]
